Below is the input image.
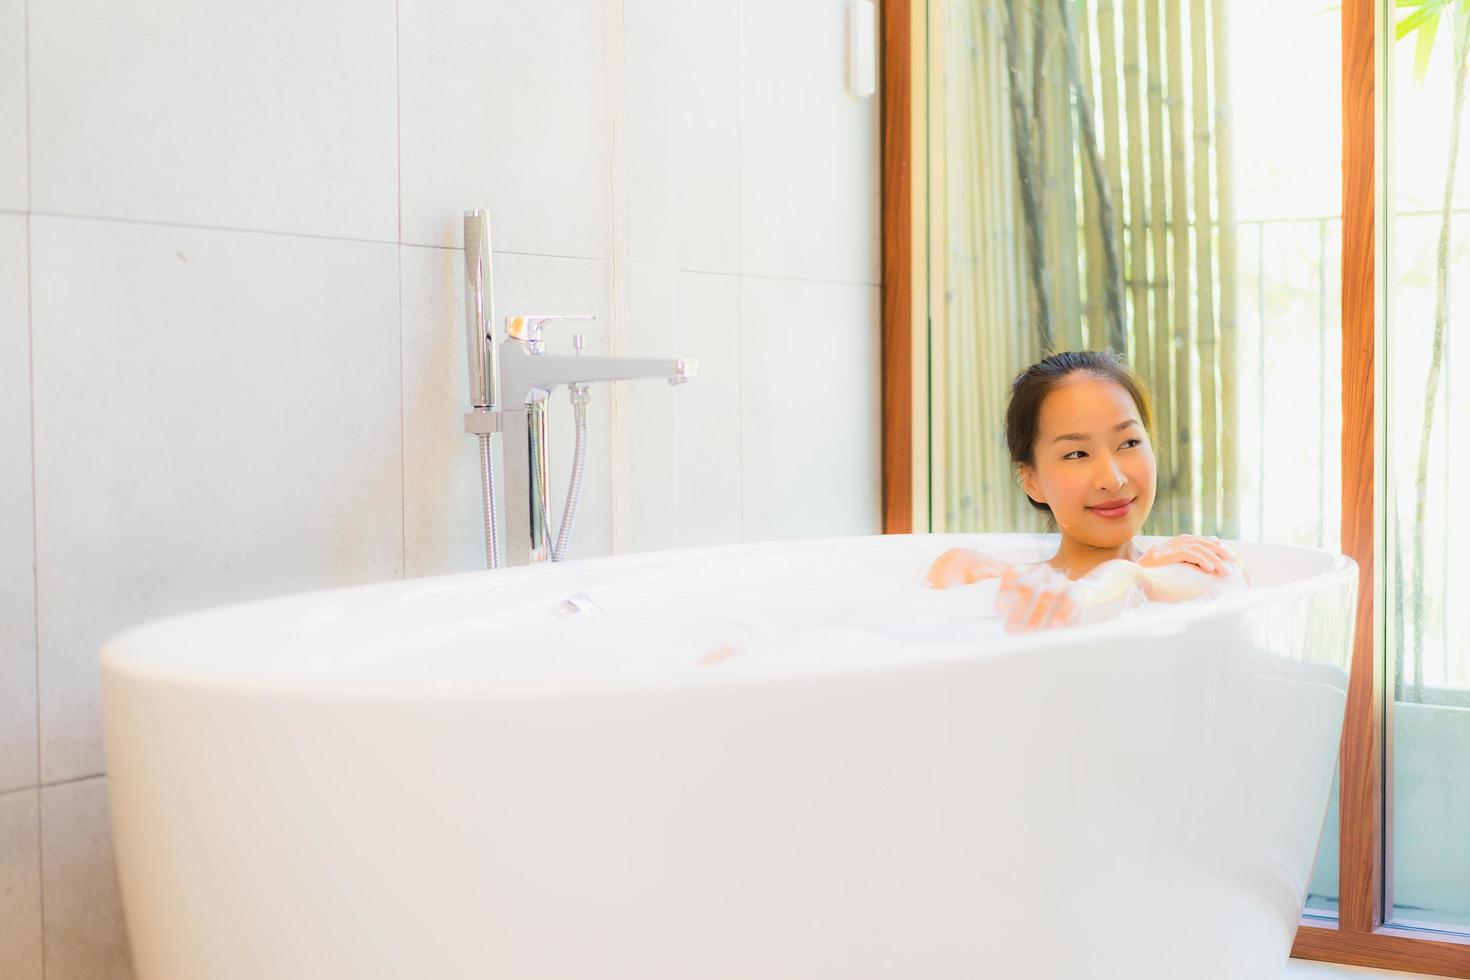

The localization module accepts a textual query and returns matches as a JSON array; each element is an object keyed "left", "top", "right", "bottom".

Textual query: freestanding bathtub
[{"left": 101, "top": 533, "right": 1355, "bottom": 980}]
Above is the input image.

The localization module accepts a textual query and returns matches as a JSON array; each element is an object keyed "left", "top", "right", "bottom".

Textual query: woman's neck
[{"left": 1047, "top": 536, "right": 1142, "bottom": 580}]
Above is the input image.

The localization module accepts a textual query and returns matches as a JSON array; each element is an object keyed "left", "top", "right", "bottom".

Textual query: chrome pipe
[
  {"left": 527, "top": 398, "right": 553, "bottom": 564},
  {"left": 464, "top": 211, "right": 502, "bottom": 568}
]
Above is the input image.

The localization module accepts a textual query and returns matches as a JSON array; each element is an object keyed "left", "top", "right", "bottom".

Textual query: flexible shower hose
[
  {"left": 478, "top": 429, "right": 500, "bottom": 568},
  {"left": 552, "top": 389, "right": 590, "bottom": 562}
]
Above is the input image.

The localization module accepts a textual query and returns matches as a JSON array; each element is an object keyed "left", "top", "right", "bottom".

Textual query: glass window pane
[
  {"left": 1388, "top": 1, "right": 1470, "bottom": 933},
  {"left": 931, "top": 0, "right": 1340, "bottom": 549},
  {"left": 931, "top": 0, "right": 1343, "bottom": 917}
]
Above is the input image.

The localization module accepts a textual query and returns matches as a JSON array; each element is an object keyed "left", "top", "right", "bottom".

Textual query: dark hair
[{"left": 1004, "top": 350, "right": 1155, "bottom": 514}]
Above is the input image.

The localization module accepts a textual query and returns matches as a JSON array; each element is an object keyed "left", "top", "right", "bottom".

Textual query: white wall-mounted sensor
[{"left": 847, "top": 0, "right": 877, "bottom": 98}]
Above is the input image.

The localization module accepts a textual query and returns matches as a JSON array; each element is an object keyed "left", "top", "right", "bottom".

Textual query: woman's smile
[{"left": 1087, "top": 496, "right": 1136, "bottom": 520}]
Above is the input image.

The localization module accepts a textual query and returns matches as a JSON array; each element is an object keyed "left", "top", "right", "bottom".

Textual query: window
[
  {"left": 1387, "top": 0, "right": 1470, "bottom": 933},
  {"left": 927, "top": 0, "right": 1341, "bottom": 552},
  {"left": 884, "top": 0, "right": 1470, "bottom": 970}
]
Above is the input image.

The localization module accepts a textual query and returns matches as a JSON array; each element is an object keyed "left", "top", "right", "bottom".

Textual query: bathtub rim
[{"left": 97, "top": 532, "right": 1358, "bottom": 703}]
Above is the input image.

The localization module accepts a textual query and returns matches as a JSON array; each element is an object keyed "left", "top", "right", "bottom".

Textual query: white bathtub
[{"left": 101, "top": 533, "right": 1356, "bottom": 980}]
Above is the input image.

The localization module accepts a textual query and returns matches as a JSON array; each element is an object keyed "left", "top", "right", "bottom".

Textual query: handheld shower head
[{"left": 464, "top": 211, "right": 497, "bottom": 410}]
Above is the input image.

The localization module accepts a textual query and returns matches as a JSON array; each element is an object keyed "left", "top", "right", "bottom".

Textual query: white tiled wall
[
  {"left": 30, "top": 218, "right": 405, "bottom": 782},
  {"left": 738, "top": 0, "right": 881, "bottom": 284},
  {"left": 739, "top": 275, "right": 881, "bottom": 540},
  {"left": 0, "top": 1, "right": 880, "bottom": 975},
  {"left": 398, "top": 0, "right": 612, "bottom": 255},
  {"left": 29, "top": 0, "right": 399, "bottom": 241},
  {"left": 669, "top": 2, "right": 741, "bottom": 273},
  {"left": 0, "top": 789, "right": 42, "bottom": 979},
  {"left": 0, "top": 213, "right": 35, "bottom": 796},
  {"left": 38, "top": 780, "right": 133, "bottom": 979},
  {"left": 672, "top": 271, "right": 746, "bottom": 544},
  {"left": 0, "top": 0, "right": 25, "bottom": 213}
]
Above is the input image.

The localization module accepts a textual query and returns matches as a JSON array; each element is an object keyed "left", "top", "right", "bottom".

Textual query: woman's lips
[{"left": 1088, "top": 497, "right": 1134, "bottom": 519}]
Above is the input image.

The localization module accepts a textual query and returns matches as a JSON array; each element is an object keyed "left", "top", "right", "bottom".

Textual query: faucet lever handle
[{"left": 504, "top": 314, "right": 597, "bottom": 353}]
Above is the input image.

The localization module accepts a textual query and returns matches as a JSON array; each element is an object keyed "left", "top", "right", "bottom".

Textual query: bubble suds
[{"left": 352, "top": 540, "right": 1032, "bottom": 682}]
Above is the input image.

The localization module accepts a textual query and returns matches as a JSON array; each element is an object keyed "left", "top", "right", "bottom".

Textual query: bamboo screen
[{"left": 936, "top": 0, "right": 1240, "bottom": 539}]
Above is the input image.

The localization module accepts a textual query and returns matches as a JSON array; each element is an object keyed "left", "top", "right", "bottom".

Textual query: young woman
[{"left": 926, "top": 350, "right": 1248, "bottom": 633}]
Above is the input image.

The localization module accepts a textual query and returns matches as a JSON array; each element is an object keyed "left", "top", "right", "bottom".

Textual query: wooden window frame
[
  {"left": 881, "top": 0, "right": 924, "bottom": 535},
  {"left": 879, "top": 0, "right": 1470, "bottom": 973}
]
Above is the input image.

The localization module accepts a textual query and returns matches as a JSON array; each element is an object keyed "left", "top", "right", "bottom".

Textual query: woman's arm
[
  {"left": 925, "top": 547, "right": 1010, "bottom": 589},
  {"left": 996, "top": 553, "right": 1248, "bottom": 633}
]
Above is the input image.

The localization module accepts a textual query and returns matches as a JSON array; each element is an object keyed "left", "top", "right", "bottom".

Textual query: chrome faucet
[
  {"left": 461, "top": 211, "right": 698, "bottom": 568},
  {"left": 498, "top": 314, "right": 695, "bottom": 405}
]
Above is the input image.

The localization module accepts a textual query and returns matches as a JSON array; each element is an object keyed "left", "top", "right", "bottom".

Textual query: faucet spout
[{"left": 499, "top": 343, "right": 698, "bottom": 405}]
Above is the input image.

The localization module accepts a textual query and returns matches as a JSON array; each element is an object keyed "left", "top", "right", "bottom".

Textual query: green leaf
[
  {"left": 1399, "top": 1, "right": 1441, "bottom": 40},
  {"left": 1415, "top": 8, "right": 1442, "bottom": 81}
]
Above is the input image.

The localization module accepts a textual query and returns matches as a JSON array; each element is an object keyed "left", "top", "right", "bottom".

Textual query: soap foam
[{"left": 354, "top": 542, "right": 1022, "bottom": 684}]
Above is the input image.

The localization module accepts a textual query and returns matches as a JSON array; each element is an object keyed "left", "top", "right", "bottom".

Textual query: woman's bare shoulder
[{"left": 925, "top": 546, "right": 1018, "bottom": 588}]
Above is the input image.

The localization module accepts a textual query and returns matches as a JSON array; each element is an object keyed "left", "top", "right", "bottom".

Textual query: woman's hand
[
  {"left": 1137, "top": 534, "right": 1240, "bottom": 578},
  {"left": 925, "top": 547, "right": 1009, "bottom": 589},
  {"left": 997, "top": 560, "right": 1155, "bottom": 633},
  {"left": 993, "top": 539, "right": 1251, "bottom": 634},
  {"left": 995, "top": 564, "right": 1078, "bottom": 633}
]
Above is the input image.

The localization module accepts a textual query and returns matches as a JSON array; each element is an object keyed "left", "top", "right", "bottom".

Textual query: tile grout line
[
  {"left": 665, "top": 0, "right": 679, "bottom": 549},
  {"left": 736, "top": 268, "right": 880, "bottom": 289},
  {"left": 0, "top": 772, "right": 106, "bottom": 802},
  {"left": 15, "top": 208, "right": 880, "bottom": 288},
  {"left": 626, "top": 264, "right": 881, "bottom": 291},
  {"left": 28, "top": 208, "right": 401, "bottom": 247},
  {"left": 395, "top": 0, "right": 401, "bottom": 249},
  {"left": 24, "top": 0, "right": 47, "bottom": 971},
  {"left": 22, "top": 209, "right": 641, "bottom": 267},
  {"left": 27, "top": 215, "right": 44, "bottom": 976},
  {"left": 413, "top": 243, "right": 613, "bottom": 262},
  {"left": 735, "top": 0, "right": 744, "bottom": 545},
  {"left": 606, "top": 0, "right": 632, "bottom": 554},
  {"left": 396, "top": 0, "right": 406, "bottom": 580}
]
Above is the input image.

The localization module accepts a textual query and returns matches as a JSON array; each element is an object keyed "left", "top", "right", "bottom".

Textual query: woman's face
[{"left": 1019, "top": 374, "right": 1157, "bottom": 547}]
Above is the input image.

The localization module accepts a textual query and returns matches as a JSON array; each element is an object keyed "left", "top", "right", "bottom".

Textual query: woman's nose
[{"left": 1097, "top": 457, "right": 1126, "bottom": 491}]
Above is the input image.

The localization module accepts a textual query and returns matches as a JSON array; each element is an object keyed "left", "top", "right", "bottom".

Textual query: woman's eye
[
  {"left": 1120, "top": 438, "right": 1141, "bottom": 450},
  {"left": 1063, "top": 450, "right": 1087, "bottom": 460}
]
